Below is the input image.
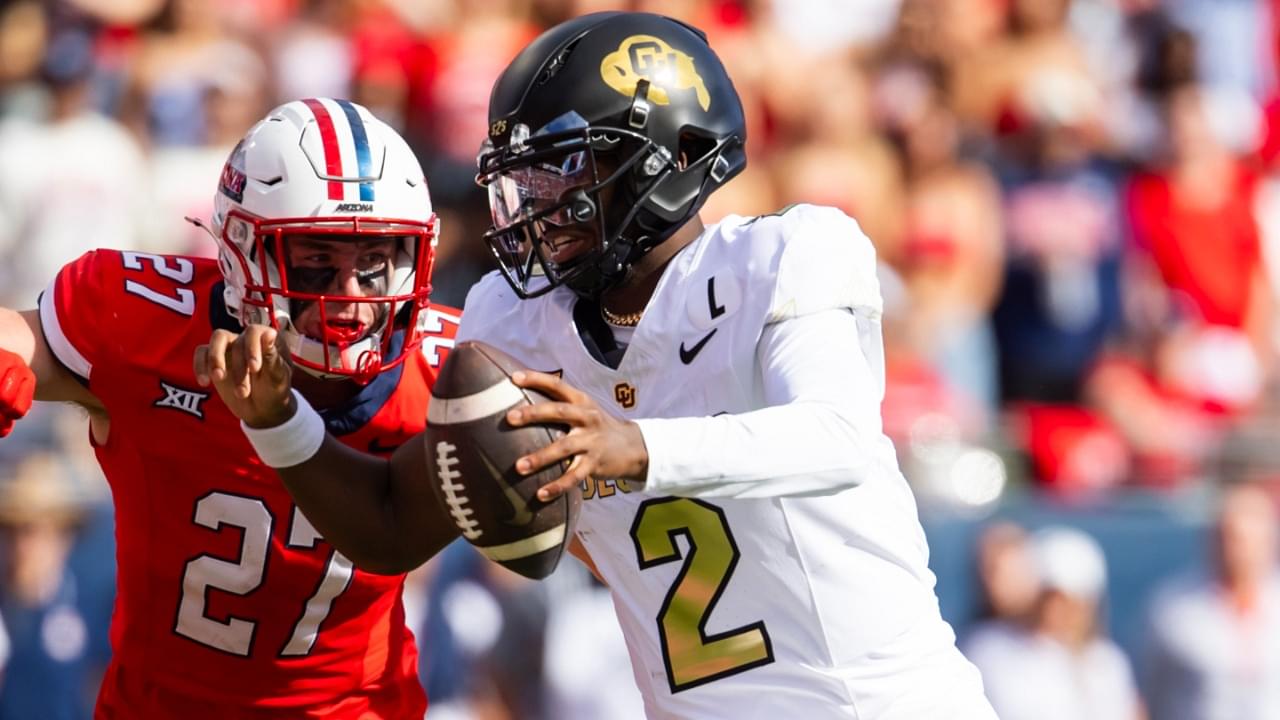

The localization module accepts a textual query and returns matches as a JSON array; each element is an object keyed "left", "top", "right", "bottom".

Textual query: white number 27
[
  {"left": 174, "top": 492, "right": 354, "bottom": 657},
  {"left": 122, "top": 252, "right": 196, "bottom": 316}
]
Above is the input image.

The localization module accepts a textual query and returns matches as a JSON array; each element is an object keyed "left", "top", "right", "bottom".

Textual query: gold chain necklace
[{"left": 600, "top": 303, "right": 643, "bottom": 327}]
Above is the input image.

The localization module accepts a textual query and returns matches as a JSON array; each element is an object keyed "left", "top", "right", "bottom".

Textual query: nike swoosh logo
[
  {"left": 679, "top": 328, "right": 717, "bottom": 365},
  {"left": 478, "top": 450, "right": 533, "bottom": 526}
]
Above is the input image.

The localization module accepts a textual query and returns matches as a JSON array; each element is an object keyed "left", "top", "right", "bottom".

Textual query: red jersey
[
  {"left": 1125, "top": 166, "right": 1262, "bottom": 329},
  {"left": 38, "top": 250, "right": 459, "bottom": 719}
]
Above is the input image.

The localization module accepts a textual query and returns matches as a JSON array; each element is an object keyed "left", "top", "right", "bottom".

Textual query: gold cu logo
[
  {"left": 600, "top": 35, "right": 710, "bottom": 111},
  {"left": 614, "top": 382, "right": 637, "bottom": 409},
  {"left": 489, "top": 118, "right": 508, "bottom": 137}
]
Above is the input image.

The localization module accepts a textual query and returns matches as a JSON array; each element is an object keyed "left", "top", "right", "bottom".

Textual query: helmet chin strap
[
  {"left": 283, "top": 323, "right": 386, "bottom": 382},
  {"left": 277, "top": 298, "right": 392, "bottom": 381},
  {"left": 563, "top": 235, "right": 635, "bottom": 299},
  {"left": 184, "top": 215, "right": 218, "bottom": 241}
]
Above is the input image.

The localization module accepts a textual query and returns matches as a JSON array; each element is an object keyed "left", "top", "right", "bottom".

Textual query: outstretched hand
[
  {"left": 0, "top": 348, "right": 34, "bottom": 438},
  {"left": 505, "top": 370, "right": 649, "bottom": 501},
  {"left": 194, "top": 326, "right": 295, "bottom": 428}
]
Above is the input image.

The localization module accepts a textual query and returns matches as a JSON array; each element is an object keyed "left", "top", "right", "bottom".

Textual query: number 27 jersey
[{"left": 39, "top": 249, "right": 458, "bottom": 719}]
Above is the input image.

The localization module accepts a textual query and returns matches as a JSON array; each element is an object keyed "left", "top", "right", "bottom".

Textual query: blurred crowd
[{"left": 3, "top": 0, "right": 1280, "bottom": 717}]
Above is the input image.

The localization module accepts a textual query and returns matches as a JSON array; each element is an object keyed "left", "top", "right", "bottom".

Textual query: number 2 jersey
[
  {"left": 457, "top": 204, "right": 996, "bottom": 719},
  {"left": 38, "top": 249, "right": 459, "bottom": 719}
]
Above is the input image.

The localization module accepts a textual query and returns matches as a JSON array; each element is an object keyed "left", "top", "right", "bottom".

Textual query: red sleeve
[
  {"left": 39, "top": 249, "right": 205, "bottom": 383},
  {"left": 39, "top": 250, "right": 121, "bottom": 381}
]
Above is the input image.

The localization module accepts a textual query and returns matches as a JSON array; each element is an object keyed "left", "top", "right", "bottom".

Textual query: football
[{"left": 425, "top": 340, "right": 581, "bottom": 579}]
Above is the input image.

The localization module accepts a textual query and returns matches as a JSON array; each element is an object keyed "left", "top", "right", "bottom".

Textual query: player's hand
[
  {"left": 0, "top": 347, "right": 35, "bottom": 438},
  {"left": 506, "top": 370, "right": 648, "bottom": 501},
  {"left": 194, "top": 326, "right": 294, "bottom": 428}
]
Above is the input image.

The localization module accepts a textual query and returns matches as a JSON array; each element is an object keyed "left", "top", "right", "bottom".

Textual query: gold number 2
[{"left": 630, "top": 497, "right": 774, "bottom": 693}]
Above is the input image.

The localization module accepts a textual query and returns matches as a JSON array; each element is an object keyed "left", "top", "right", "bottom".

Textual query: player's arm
[
  {"left": 195, "top": 326, "right": 458, "bottom": 575},
  {"left": 628, "top": 307, "right": 888, "bottom": 497},
  {"left": 273, "top": 420, "right": 459, "bottom": 575},
  {"left": 514, "top": 308, "right": 885, "bottom": 500},
  {"left": 1, "top": 249, "right": 144, "bottom": 435},
  {"left": 0, "top": 306, "right": 104, "bottom": 436}
]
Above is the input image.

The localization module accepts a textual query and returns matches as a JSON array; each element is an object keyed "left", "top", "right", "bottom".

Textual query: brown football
[{"left": 425, "top": 340, "right": 580, "bottom": 579}]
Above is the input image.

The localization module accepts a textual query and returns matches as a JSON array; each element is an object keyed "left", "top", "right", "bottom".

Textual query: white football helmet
[{"left": 211, "top": 98, "right": 438, "bottom": 380}]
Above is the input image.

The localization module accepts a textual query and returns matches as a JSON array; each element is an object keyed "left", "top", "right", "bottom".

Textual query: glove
[{"left": 0, "top": 348, "right": 35, "bottom": 438}]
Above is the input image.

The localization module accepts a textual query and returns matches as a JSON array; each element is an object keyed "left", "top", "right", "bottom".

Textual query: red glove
[{"left": 0, "top": 348, "right": 35, "bottom": 438}]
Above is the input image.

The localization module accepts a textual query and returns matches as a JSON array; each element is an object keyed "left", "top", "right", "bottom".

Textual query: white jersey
[{"left": 458, "top": 204, "right": 994, "bottom": 719}]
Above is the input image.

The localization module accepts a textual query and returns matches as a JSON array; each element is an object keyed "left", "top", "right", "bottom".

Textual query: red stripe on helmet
[{"left": 302, "top": 98, "right": 345, "bottom": 201}]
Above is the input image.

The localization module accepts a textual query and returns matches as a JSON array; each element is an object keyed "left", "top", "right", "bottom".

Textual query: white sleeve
[
  {"left": 635, "top": 307, "right": 895, "bottom": 498},
  {"left": 767, "top": 205, "right": 882, "bottom": 322}
]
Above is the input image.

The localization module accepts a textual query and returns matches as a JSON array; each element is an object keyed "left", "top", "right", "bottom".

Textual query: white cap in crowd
[{"left": 1030, "top": 527, "right": 1108, "bottom": 600}]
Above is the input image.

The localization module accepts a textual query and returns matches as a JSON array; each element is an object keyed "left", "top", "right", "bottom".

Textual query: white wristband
[{"left": 240, "top": 389, "right": 327, "bottom": 468}]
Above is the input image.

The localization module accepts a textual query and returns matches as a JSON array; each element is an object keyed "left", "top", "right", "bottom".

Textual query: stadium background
[{"left": 0, "top": 0, "right": 1277, "bottom": 717}]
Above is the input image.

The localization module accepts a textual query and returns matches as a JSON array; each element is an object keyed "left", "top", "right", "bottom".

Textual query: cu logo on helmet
[
  {"left": 628, "top": 41, "right": 674, "bottom": 76},
  {"left": 601, "top": 35, "right": 710, "bottom": 112}
]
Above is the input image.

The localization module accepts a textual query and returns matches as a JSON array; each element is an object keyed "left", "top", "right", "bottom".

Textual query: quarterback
[
  {"left": 0, "top": 99, "right": 460, "bottom": 718},
  {"left": 207, "top": 13, "right": 998, "bottom": 720}
]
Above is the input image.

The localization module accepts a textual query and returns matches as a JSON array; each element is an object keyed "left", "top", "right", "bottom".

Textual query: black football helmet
[{"left": 476, "top": 12, "right": 747, "bottom": 299}]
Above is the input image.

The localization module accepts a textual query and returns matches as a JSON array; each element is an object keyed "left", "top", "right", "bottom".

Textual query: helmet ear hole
[{"left": 677, "top": 131, "right": 718, "bottom": 170}]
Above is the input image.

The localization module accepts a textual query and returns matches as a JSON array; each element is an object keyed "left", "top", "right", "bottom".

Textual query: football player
[
  {"left": 0, "top": 99, "right": 460, "bottom": 718},
  {"left": 204, "top": 13, "right": 999, "bottom": 719}
]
